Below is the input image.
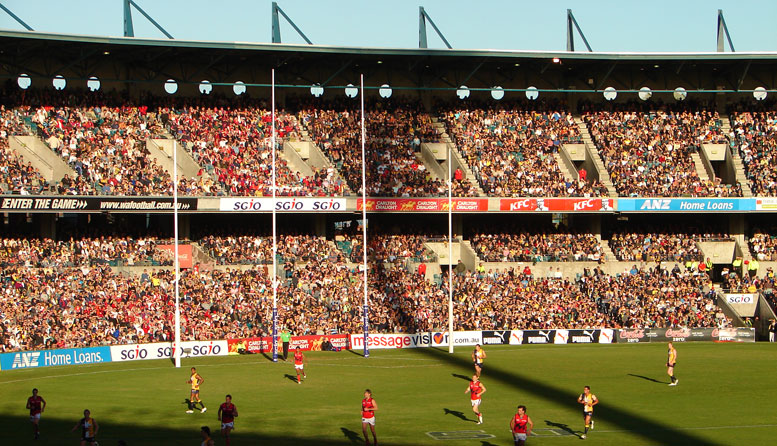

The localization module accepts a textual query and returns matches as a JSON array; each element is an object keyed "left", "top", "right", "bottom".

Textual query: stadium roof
[{"left": 2, "top": 29, "right": 777, "bottom": 95}]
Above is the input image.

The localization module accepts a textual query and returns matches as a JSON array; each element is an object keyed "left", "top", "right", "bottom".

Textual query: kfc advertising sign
[{"left": 500, "top": 198, "right": 614, "bottom": 212}]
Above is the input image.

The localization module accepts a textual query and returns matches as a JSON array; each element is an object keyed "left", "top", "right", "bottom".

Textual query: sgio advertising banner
[
  {"left": 220, "top": 198, "right": 346, "bottom": 212},
  {"left": 110, "top": 341, "right": 228, "bottom": 362},
  {"left": 0, "top": 346, "right": 111, "bottom": 371}
]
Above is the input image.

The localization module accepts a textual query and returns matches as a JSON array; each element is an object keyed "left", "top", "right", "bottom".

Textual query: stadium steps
[
  {"left": 600, "top": 239, "right": 617, "bottom": 262},
  {"left": 719, "top": 117, "right": 753, "bottom": 196},
  {"left": 430, "top": 118, "right": 486, "bottom": 196},
  {"left": 9, "top": 135, "right": 76, "bottom": 184},
  {"left": 553, "top": 152, "right": 575, "bottom": 181},
  {"left": 573, "top": 117, "right": 619, "bottom": 197},
  {"left": 190, "top": 242, "right": 216, "bottom": 266},
  {"left": 690, "top": 152, "right": 711, "bottom": 182},
  {"left": 147, "top": 138, "right": 208, "bottom": 179}
]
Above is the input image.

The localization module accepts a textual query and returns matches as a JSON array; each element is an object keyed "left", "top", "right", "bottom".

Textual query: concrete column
[{"left": 38, "top": 214, "right": 56, "bottom": 239}]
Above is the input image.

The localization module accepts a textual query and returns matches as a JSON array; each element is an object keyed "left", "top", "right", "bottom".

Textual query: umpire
[{"left": 281, "top": 328, "right": 291, "bottom": 360}]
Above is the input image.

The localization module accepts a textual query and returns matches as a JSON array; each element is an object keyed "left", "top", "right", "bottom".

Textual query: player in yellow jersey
[
  {"left": 471, "top": 344, "right": 486, "bottom": 378},
  {"left": 187, "top": 367, "right": 207, "bottom": 414},
  {"left": 577, "top": 386, "right": 598, "bottom": 439},
  {"left": 71, "top": 409, "right": 99, "bottom": 446},
  {"left": 667, "top": 342, "right": 678, "bottom": 386}
]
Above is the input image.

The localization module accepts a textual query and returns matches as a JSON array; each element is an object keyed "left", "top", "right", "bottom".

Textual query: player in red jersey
[
  {"left": 361, "top": 389, "right": 378, "bottom": 446},
  {"left": 510, "top": 405, "right": 533, "bottom": 446},
  {"left": 26, "top": 388, "right": 46, "bottom": 440},
  {"left": 218, "top": 394, "right": 238, "bottom": 446},
  {"left": 294, "top": 347, "right": 306, "bottom": 384},
  {"left": 465, "top": 374, "right": 486, "bottom": 424}
]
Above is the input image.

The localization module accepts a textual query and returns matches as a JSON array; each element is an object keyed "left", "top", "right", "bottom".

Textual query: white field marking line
[
  {"left": 313, "top": 363, "right": 443, "bottom": 369},
  {"left": 534, "top": 424, "right": 777, "bottom": 436},
  {"left": 0, "top": 356, "right": 445, "bottom": 385}
]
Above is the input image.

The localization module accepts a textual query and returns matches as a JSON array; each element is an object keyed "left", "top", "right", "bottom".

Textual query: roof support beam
[
  {"left": 717, "top": 9, "right": 735, "bottom": 52},
  {"left": 124, "top": 0, "right": 174, "bottom": 39},
  {"left": 566, "top": 9, "right": 592, "bottom": 52},
  {"left": 419, "top": 7, "right": 452, "bottom": 49},
  {"left": 0, "top": 2, "right": 33, "bottom": 31},
  {"left": 272, "top": 2, "right": 313, "bottom": 44}
]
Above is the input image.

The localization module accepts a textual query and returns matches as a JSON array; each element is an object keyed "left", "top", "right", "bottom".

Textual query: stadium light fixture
[
  {"left": 754, "top": 87, "right": 767, "bottom": 101},
  {"left": 310, "top": 83, "right": 324, "bottom": 97},
  {"left": 17, "top": 73, "right": 30, "bottom": 90},
  {"left": 87, "top": 77, "right": 100, "bottom": 92},
  {"left": 525, "top": 86, "right": 539, "bottom": 101},
  {"left": 673, "top": 87, "right": 687, "bottom": 101},
  {"left": 199, "top": 80, "right": 212, "bottom": 95},
  {"left": 491, "top": 86, "right": 505, "bottom": 100},
  {"left": 638, "top": 86, "right": 652, "bottom": 101},
  {"left": 456, "top": 86, "right": 470, "bottom": 100},
  {"left": 603, "top": 86, "right": 617, "bottom": 101},
  {"left": 552, "top": 57, "right": 561, "bottom": 64},
  {"left": 52, "top": 75, "right": 66, "bottom": 91},
  {"left": 233, "top": 81, "right": 246, "bottom": 96},
  {"left": 379, "top": 84, "right": 392, "bottom": 98},
  {"left": 345, "top": 83, "right": 358, "bottom": 98},
  {"left": 164, "top": 79, "right": 178, "bottom": 95}
]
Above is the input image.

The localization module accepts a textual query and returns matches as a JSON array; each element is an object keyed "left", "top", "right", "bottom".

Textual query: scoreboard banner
[
  {"left": 615, "top": 327, "right": 755, "bottom": 343},
  {"left": 0, "top": 196, "right": 198, "bottom": 212},
  {"left": 356, "top": 198, "right": 488, "bottom": 212}
]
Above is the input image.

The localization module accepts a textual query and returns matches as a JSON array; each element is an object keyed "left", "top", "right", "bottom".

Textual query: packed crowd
[
  {"left": 0, "top": 233, "right": 737, "bottom": 351},
  {"left": 470, "top": 230, "right": 603, "bottom": 262},
  {"left": 198, "top": 234, "right": 342, "bottom": 264},
  {"left": 299, "top": 100, "right": 478, "bottom": 197},
  {"left": 608, "top": 231, "right": 727, "bottom": 262},
  {"left": 335, "top": 234, "right": 437, "bottom": 264},
  {"left": 749, "top": 230, "right": 777, "bottom": 262},
  {"left": 730, "top": 111, "right": 777, "bottom": 196},
  {"left": 164, "top": 103, "right": 345, "bottom": 196},
  {"left": 0, "top": 106, "right": 48, "bottom": 194},
  {"left": 440, "top": 105, "right": 608, "bottom": 197},
  {"left": 0, "top": 236, "right": 173, "bottom": 268},
  {"left": 583, "top": 107, "right": 742, "bottom": 197}
]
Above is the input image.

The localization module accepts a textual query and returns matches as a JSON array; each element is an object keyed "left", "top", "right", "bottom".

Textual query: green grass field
[{"left": 0, "top": 343, "right": 775, "bottom": 445}]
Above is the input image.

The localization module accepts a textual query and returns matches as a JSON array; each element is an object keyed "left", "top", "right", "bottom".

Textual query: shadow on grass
[
  {"left": 451, "top": 373, "right": 471, "bottom": 381},
  {"left": 628, "top": 373, "right": 667, "bottom": 384},
  {"left": 0, "top": 413, "right": 406, "bottom": 446},
  {"left": 341, "top": 427, "right": 362, "bottom": 444},
  {"left": 545, "top": 419, "right": 578, "bottom": 437},
  {"left": 283, "top": 374, "right": 299, "bottom": 383},
  {"left": 413, "top": 347, "right": 722, "bottom": 446},
  {"left": 480, "top": 441, "right": 499, "bottom": 446},
  {"left": 443, "top": 407, "right": 470, "bottom": 422}
]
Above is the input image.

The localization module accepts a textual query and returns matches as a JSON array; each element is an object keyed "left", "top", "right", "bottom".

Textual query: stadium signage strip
[
  {"left": 356, "top": 198, "right": 488, "bottom": 212},
  {"left": 109, "top": 341, "right": 228, "bottom": 362},
  {"left": 219, "top": 198, "right": 347, "bottom": 212},
  {"left": 499, "top": 198, "right": 614, "bottom": 212},
  {"left": 725, "top": 294, "right": 756, "bottom": 304},
  {"left": 615, "top": 327, "right": 755, "bottom": 343},
  {"left": 617, "top": 198, "right": 756, "bottom": 212},
  {"left": 0, "top": 196, "right": 197, "bottom": 212},
  {"left": 0, "top": 346, "right": 111, "bottom": 371},
  {"left": 226, "top": 335, "right": 349, "bottom": 354}
]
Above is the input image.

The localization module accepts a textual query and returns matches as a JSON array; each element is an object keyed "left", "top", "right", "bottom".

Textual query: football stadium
[{"left": 0, "top": 2, "right": 776, "bottom": 445}]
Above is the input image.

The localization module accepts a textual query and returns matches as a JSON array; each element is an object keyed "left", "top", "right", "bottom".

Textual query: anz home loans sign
[
  {"left": 617, "top": 198, "right": 756, "bottom": 212},
  {"left": 0, "top": 346, "right": 111, "bottom": 370}
]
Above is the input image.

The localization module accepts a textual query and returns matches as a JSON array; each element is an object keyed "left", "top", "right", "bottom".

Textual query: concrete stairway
[
  {"left": 690, "top": 152, "right": 711, "bottom": 181},
  {"left": 431, "top": 117, "right": 486, "bottom": 196},
  {"left": 147, "top": 139, "right": 206, "bottom": 179},
  {"left": 9, "top": 135, "right": 76, "bottom": 184},
  {"left": 553, "top": 152, "right": 576, "bottom": 181},
  {"left": 573, "top": 117, "right": 618, "bottom": 196},
  {"left": 720, "top": 117, "right": 754, "bottom": 197},
  {"left": 600, "top": 239, "right": 617, "bottom": 262}
]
